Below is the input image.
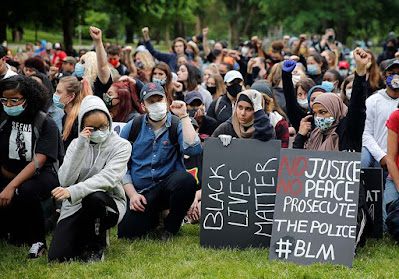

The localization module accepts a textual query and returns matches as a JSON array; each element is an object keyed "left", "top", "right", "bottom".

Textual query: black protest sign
[
  {"left": 269, "top": 149, "right": 361, "bottom": 267},
  {"left": 200, "top": 138, "right": 281, "bottom": 249},
  {"left": 361, "top": 168, "right": 383, "bottom": 239}
]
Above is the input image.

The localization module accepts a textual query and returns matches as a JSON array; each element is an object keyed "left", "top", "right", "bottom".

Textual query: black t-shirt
[
  {"left": 93, "top": 74, "right": 113, "bottom": 99},
  {"left": 184, "top": 154, "right": 203, "bottom": 190},
  {"left": 0, "top": 114, "right": 58, "bottom": 175},
  {"left": 116, "top": 63, "right": 130, "bottom": 76},
  {"left": 62, "top": 113, "right": 79, "bottom": 152}
]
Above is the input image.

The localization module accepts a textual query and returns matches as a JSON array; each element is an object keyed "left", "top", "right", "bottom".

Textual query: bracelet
[{"left": 179, "top": 114, "right": 189, "bottom": 120}]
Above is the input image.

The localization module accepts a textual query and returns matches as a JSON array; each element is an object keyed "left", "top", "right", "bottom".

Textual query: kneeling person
[
  {"left": 48, "top": 95, "right": 132, "bottom": 262},
  {"left": 118, "top": 83, "right": 202, "bottom": 240}
]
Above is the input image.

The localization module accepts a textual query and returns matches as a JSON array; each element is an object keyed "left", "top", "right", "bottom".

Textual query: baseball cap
[
  {"left": 45, "top": 42, "right": 52, "bottom": 50},
  {"left": 224, "top": 70, "right": 243, "bottom": 83},
  {"left": 185, "top": 91, "right": 203, "bottom": 105},
  {"left": 54, "top": 42, "right": 61, "bottom": 50},
  {"left": 338, "top": 61, "right": 349, "bottom": 69},
  {"left": 62, "top": 56, "right": 77, "bottom": 64},
  {"left": 384, "top": 58, "right": 399, "bottom": 71},
  {"left": 140, "top": 83, "right": 166, "bottom": 102}
]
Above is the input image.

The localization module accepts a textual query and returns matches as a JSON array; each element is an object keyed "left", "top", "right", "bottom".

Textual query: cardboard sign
[
  {"left": 200, "top": 138, "right": 281, "bottom": 249},
  {"left": 112, "top": 122, "right": 127, "bottom": 135},
  {"left": 269, "top": 149, "right": 361, "bottom": 267},
  {"left": 361, "top": 168, "right": 384, "bottom": 239}
]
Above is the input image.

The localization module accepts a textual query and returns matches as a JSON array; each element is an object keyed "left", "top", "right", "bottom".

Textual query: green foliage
[{"left": 75, "top": 10, "right": 111, "bottom": 40}]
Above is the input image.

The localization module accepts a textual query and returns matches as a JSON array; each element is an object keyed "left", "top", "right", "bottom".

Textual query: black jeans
[
  {"left": 0, "top": 167, "right": 58, "bottom": 246},
  {"left": 118, "top": 171, "right": 196, "bottom": 239},
  {"left": 48, "top": 191, "right": 119, "bottom": 262}
]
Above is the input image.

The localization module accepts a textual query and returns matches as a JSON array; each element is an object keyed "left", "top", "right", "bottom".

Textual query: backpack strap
[
  {"left": 32, "top": 111, "right": 47, "bottom": 175},
  {"left": 128, "top": 114, "right": 144, "bottom": 145},
  {"left": 169, "top": 115, "right": 180, "bottom": 150},
  {"left": 215, "top": 96, "right": 222, "bottom": 114}
]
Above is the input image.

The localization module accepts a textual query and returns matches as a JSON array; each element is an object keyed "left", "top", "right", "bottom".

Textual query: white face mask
[
  {"left": 147, "top": 102, "right": 167, "bottom": 122},
  {"left": 297, "top": 98, "right": 308, "bottom": 109},
  {"left": 90, "top": 130, "right": 109, "bottom": 143},
  {"left": 346, "top": 88, "right": 352, "bottom": 100},
  {"left": 292, "top": 74, "right": 301, "bottom": 86}
]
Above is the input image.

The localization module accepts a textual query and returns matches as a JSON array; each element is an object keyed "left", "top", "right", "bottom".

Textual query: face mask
[
  {"left": 103, "top": 93, "right": 118, "bottom": 109},
  {"left": 3, "top": 100, "right": 26, "bottom": 117},
  {"left": 292, "top": 74, "right": 301, "bottom": 86},
  {"left": 346, "top": 88, "right": 352, "bottom": 100},
  {"left": 188, "top": 109, "right": 198, "bottom": 117},
  {"left": 387, "top": 74, "right": 399, "bottom": 90},
  {"left": 2, "top": 42, "right": 7, "bottom": 47},
  {"left": 307, "top": 65, "right": 319, "bottom": 75},
  {"left": 271, "top": 59, "right": 281, "bottom": 64},
  {"left": 108, "top": 59, "right": 119, "bottom": 68},
  {"left": 220, "top": 73, "right": 226, "bottom": 80},
  {"left": 53, "top": 94, "right": 66, "bottom": 109},
  {"left": 297, "top": 98, "right": 308, "bottom": 109},
  {"left": 74, "top": 63, "right": 85, "bottom": 77},
  {"left": 227, "top": 83, "right": 242, "bottom": 98},
  {"left": 207, "top": 86, "right": 217, "bottom": 95},
  {"left": 153, "top": 77, "right": 167, "bottom": 86},
  {"left": 339, "top": 69, "right": 349, "bottom": 77},
  {"left": 90, "top": 129, "right": 109, "bottom": 143},
  {"left": 147, "top": 102, "right": 167, "bottom": 122},
  {"left": 314, "top": 116, "right": 335, "bottom": 131},
  {"left": 213, "top": 49, "right": 222, "bottom": 56},
  {"left": 328, "top": 35, "right": 335, "bottom": 42},
  {"left": 135, "top": 61, "right": 144, "bottom": 69},
  {"left": 322, "top": 81, "right": 335, "bottom": 92},
  {"left": 241, "top": 47, "right": 248, "bottom": 57},
  {"left": 366, "top": 62, "right": 372, "bottom": 69},
  {"left": 387, "top": 46, "right": 397, "bottom": 53}
]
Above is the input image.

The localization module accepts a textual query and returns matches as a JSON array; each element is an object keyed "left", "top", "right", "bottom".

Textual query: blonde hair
[
  {"left": 136, "top": 51, "right": 155, "bottom": 70},
  {"left": 204, "top": 63, "right": 220, "bottom": 75},
  {"left": 210, "top": 74, "right": 225, "bottom": 100},
  {"left": 81, "top": 51, "right": 98, "bottom": 85},
  {"left": 323, "top": 50, "right": 338, "bottom": 69},
  {"left": 59, "top": 76, "right": 93, "bottom": 140},
  {"left": 267, "top": 62, "right": 283, "bottom": 86}
]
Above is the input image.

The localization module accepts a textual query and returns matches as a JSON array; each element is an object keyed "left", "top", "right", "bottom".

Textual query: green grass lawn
[{"left": 1, "top": 224, "right": 399, "bottom": 279}]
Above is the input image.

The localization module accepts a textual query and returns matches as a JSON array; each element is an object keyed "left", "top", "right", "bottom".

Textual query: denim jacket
[{"left": 120, "top": 112, "right": 202, "bottom": 192}]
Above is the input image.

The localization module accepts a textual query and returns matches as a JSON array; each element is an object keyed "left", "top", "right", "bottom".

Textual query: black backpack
[
  {"left": 128, "top": 114, "right": 180, "bottom": 154},
  {"left": 0, "top": 111, "right": 65, "bottom": 175}
]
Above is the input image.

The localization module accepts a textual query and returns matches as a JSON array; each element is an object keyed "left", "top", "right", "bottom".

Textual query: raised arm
[
  {"left": 202, "top": 27, "right": 210, "bottom": 57},
  {"left": 90, "top": 26, "right": 110, "bottom": 84},
  {"left": 142, "top": 27, "right": 172, "bottom": 63}
]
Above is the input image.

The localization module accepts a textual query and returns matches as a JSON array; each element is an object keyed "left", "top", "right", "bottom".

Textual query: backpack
[
  {"left": 0, "top": 111, "right": 65, "bottom": 175},
  {"left": 128, "top": 114, "right": 180, "bottom": 154}
]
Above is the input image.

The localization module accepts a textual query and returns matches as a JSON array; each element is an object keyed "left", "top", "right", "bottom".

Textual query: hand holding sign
[{"left": 218, "top": 135, "right": 232, "bottom": 146}]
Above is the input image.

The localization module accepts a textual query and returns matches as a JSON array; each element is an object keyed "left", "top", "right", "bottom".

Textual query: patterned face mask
[{"left": 314, "top": 116, "right": 335, "bottom": 131}]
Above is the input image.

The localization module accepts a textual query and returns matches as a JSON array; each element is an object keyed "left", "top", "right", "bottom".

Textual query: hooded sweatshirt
[
  {"left": 57, "top": 95, "right": 132, "bottom": 223},
  {"left": 363, "top": 88, "right": 399, "bottom": 162}
]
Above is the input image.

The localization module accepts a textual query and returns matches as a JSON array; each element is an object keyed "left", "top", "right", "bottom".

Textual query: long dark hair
[
  {"left": 309, "top": 53, "right": 328, "bottom": 73},
  {"left": 182, "top": 63, "right": 201, "bottom": 92},
  {"left": 152, "top": 62, "right": 173, "bottom": 106},
  {"left": 0, "top": 75, "right": 48, "bottom": 120}
]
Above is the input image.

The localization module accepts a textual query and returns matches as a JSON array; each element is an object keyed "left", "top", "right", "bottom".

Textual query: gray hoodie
[{"left": 58, "top": 95, "right": 132, "bottom": 223}]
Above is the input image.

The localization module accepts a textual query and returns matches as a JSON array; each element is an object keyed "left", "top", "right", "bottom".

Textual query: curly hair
[
  {"left": 0, "top": 75, "right": 48, "bottom": 120},
  {"left": 24, "top": 57, "right": 46, "bottom": 74},
  {"left": 80, "top": 51, "right": 98, "bottom": 86}
]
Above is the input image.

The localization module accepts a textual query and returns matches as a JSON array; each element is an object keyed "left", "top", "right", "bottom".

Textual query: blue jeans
[
  {"left": 361, "top": 146, "right": 381, "bottom": 168},
  {"left": 383, "top": 177, "right": 399, "bottom": 232}
]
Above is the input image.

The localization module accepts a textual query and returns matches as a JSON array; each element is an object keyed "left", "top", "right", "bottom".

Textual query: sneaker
[
  {"left": 27, "top": 242, "right": 46, "bottom": 259},
  {"left": 85, "top": 249, "right": 105, "bottom": 263},
  {"left": 161, "top": 230, "right": 174, "bottom": 241}
]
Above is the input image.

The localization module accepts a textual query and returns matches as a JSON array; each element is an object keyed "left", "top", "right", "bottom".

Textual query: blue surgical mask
[
  {"left": 307, "top": 65, "right": 319, "bottom": 75},
  {"left": 3, "top": 100, "right": 26, "bottom": 116},
  {"left": 297, "top": 98, "right": 308, "bottom": 109},
  {"left": 322, "top": 81, "right": 335, "bottom": 92},
  {"left": 314, "top": 116, "right": 335, "bottom": 131},
  {"left": 153, "top": 77, "right": 167, "bottom": 86},
  {"left": 53, "top": 94, "right": 65, "bottom": 109},
  {"left": 90, "top": 129, "right": 109, "bottom": 143},
  {"left": 74, "top": 63, "right": 85, "bottom": 77},
  {"left": 387, "top": 74, "right": 399, "bottom": 90}
]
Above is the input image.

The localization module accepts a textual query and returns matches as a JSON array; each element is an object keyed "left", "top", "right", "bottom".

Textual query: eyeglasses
[
  {"left": 86, "top": 124, "right": 109, "bottom": 132},
  {"left": 0, "top": 97, "right": 25, "bottom": 105}
]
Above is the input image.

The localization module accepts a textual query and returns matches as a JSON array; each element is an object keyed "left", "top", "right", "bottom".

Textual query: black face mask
[
  {"left": 213, "top": 49, "right": 222, "bottom": 56},
  {"left": 220, "top": 73, "right": 226, "bottom": 80},
  {"left": 207, "top": 86, "right": 217, "bottom": 95},
  {"left": 227, "top": 83, "right": 242, "bottom": 98},
  {"left": 252, "top": 67, "right": 260, "bottom": 76},
  {"left": 387, "top": 46, "right": 397, "bottom": 53},
  {"left": 187, "top": 109, "right": 198, "bottom": 117},
  {"left": 271, "top": 59, "right": 281, "bottom": 64}
]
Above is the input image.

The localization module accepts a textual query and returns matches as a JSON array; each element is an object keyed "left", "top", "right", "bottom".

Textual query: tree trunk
[
  {"left": 174, "top": 20, "right": 186, "bottom": 38},
  {"left": 62, "top": 9, "right": 74, "bottom": 55},
  {"left": 241, "top": 5, "right": 255, "bottom": 40},
  {"left": 165, "top": 25, "right": 170, "bottom": 50},
  {"left": 195, "top": 15, "right": 201, "bottom": 36},
  {"left": 125, "top": 24, "right": 133, "bottom": 43},
  {"left": 0, "top": 7, "right": 6, "bottom": 43}
]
